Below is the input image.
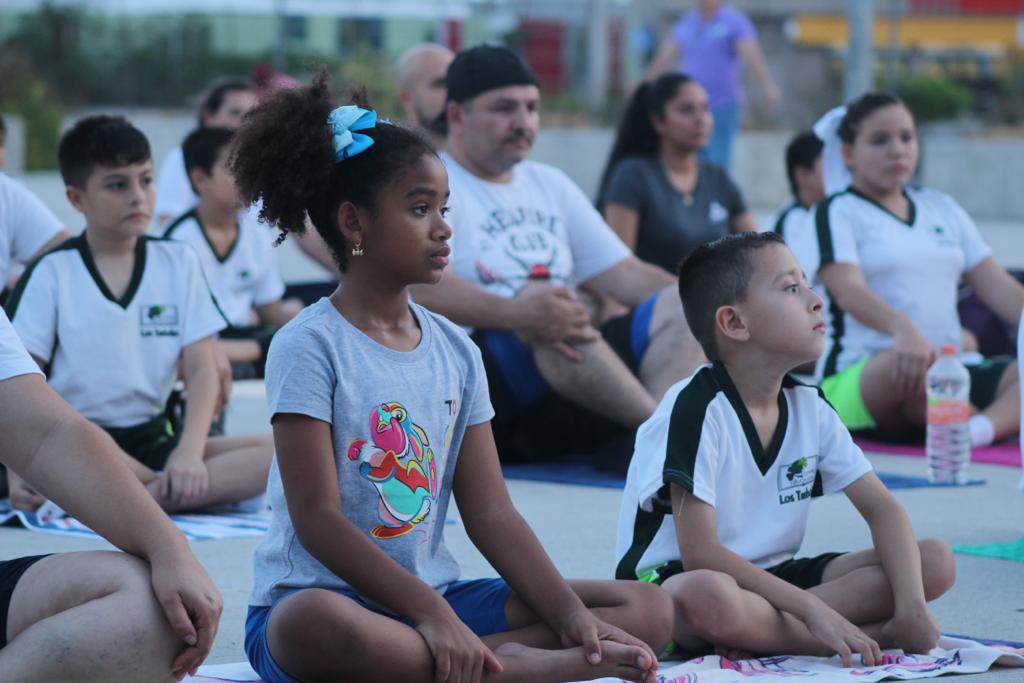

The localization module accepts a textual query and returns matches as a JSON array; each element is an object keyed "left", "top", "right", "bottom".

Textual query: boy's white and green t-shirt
[
  {"left": 0, "top": 308, "right": 41, "bottom": 381},
  {"left": 7, "top": 234, "right": 227, "bottom": 427},
  {"left": 163, "top": 209, "right": 285, "bottom": 327},
  {"left": 814, "top": 186, "right": 990, "bottom": 378},
  {"left": 0, "top": 172, "right": 65, "bottom": 282},
  {"left": 615, "top": 363, "right": 872, "bottom": 580}
]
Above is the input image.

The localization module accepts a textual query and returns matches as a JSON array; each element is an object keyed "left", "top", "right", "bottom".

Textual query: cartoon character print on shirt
[
  {"left": 472, "top": 206, "right": 572, "bottom": 295},
  {"left": 346, "top": 402, "right": 439, "bottom": 540}
]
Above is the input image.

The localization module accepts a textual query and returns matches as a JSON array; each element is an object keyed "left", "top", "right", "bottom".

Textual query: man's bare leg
[
  {"left": 0, "top": 552, "right": 180, "bottom": 683},
  {"left": 640, "top": 285, "right": 707, "bottom": 401},
  {"left": 532, "top": 338, "right": 656, "bottom": 429}
]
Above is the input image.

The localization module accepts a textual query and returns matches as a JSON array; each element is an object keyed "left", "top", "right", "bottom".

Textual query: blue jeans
[{"left": 702, "top": 102, "right": 742, "bottom": 171}]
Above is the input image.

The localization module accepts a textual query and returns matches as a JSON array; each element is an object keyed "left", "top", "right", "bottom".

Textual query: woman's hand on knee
[{"left": 891, "top": 320, "right": 934, "bottom": 396}]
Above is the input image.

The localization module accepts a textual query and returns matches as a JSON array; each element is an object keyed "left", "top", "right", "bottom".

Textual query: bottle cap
[{"left": 939, "top": 344, "right": 957, "bottom": 355}]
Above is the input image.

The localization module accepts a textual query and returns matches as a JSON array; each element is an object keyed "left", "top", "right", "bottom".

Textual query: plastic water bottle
[{"left": 925, "top": 344, "right": 971, "bottom": 484}]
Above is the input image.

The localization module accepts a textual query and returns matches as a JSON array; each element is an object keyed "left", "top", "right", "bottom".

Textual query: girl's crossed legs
[{"left": 249, "top": 579, "right": 673, "bottom": 683}]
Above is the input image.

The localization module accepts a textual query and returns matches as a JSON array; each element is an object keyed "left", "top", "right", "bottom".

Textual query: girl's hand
[
  {"left": 415, "top": 613, "right": 503, "bottom": 683},
  {"left": 162, "top": 450, "right": 210, "bottom": 505},
  {"left": 891, "top": 319, "right": 934, "bottom": 397},
  {"left": 557, "top": 609, "right": 658, "bottom": 680}
]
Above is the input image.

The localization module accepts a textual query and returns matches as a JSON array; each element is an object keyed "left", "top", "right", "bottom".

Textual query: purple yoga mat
[{"left": 855, "top": 438, "right": 1022, "bottom": 468}]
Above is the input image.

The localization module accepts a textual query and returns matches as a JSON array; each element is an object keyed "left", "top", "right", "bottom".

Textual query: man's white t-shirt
[
  {"left": 441, "top": 154, "right": 630, "bottom": 298},
  {"left": 814, "top": 187, "right": 990, "bottom": 378},
  {"left": 0, "top": 308, "right": 41, "bottom": 381},
  {"left": 0, "top": 173, "right": 65, "bottom": 283},
  {"left": 9, "top": 234, "right": 227, "bottom": 427},
  {"left": 163, "top": 209, "right": 285, "bottom": 327},
  {"left": 615, "top": 363, "right": 872, "bottom": 580}
]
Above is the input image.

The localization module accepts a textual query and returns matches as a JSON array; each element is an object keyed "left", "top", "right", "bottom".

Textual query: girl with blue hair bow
[{"left": 229, "top": 73, "right": 683, "bottom": 683}]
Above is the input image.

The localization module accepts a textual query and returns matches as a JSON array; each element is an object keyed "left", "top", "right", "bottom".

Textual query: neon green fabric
[{"left": 819, "top": 356, "right": 876, "bottom": 430}]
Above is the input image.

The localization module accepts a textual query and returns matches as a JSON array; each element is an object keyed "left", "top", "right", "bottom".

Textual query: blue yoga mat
[{"left": 502, "top": 458, "right": 985, "bottom": 491}]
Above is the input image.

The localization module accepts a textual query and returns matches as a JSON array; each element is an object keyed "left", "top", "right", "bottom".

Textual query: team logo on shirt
[
  {"left": 777, "top": 455, "right": 818, "bottom": 504},
  {"left": 346, "top": 401, "right": 439, "bottom": 540},
  {"left": 140, "top": 304, "right": 180, "bottom": 337},
  {"left": 709, "top": 201, "right": 729, "bottom": 224},
  {"left": 929, "top": 225, "right": 957, "bottom": 247}
]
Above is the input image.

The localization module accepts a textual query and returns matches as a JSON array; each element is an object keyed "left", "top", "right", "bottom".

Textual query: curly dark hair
[{"left": 229, "top": 70, "right": 436, "bottom": 272}]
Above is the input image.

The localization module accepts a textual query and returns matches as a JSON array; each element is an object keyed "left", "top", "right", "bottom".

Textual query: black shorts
[
  {"left": 646, "top": 552, "right": 845, "bottom": 591},
  {"left": 966, "top": 356, "right": 1014, "bottom": 410},
  {"left": 472, "top": 294, "right": 658, "bottom": 465},
  {"left": 0, "top": 554, "right": 51, "bottom": 649},
  {"left": 103, "top": 415, "right": 181, "bottom": 471}
]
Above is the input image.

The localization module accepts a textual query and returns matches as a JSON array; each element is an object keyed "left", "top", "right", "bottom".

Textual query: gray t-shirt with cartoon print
[{"left": 250, "top": 298, "right": 494, "bottom": 607}]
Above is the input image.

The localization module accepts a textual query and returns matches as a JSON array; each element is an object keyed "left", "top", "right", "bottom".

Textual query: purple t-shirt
[{"left": 671, "top": 5, "right": 756, "bottom": 108}]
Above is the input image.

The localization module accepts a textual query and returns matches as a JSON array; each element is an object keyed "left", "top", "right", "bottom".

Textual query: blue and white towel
[{"left": 0, "top": 498, "right": 270, "bottom": 541}]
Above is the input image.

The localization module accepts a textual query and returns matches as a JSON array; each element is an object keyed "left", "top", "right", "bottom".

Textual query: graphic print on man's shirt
[
  {"left": 472, "top": 206, "right": 570, "bottom": 294},
  {"left": 346, "top": 401, "right": 440, "bottom": 540}
]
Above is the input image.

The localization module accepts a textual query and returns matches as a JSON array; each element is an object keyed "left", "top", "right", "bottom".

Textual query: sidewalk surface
[{"left": 2, "top": 381, "right": 1022, "bottom": 681}]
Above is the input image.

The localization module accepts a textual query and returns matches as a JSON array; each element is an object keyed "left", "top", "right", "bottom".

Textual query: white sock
[{"left": 968, "top": 415, "right": 995, "bottom": 447}]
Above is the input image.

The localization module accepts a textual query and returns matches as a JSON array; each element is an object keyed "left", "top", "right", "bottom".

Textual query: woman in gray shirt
[{"left": 598, "top": 73, "right": 755, "bottom": 274}]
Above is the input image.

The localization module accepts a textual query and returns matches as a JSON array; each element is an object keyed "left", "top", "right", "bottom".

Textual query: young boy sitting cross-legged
[
  {"left": 615, "top": 232, "right": 956, "bottom": 666},
  {"left": 6, "top": 115, "right": 273, "bottom": 514},
  {"left": 164, "top": 127, "right": 301, "bottom": 374}
]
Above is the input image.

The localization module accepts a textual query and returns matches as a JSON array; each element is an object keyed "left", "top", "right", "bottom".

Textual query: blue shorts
[{"left": 244, "top": 578, "right": 512, "bottom": 683}]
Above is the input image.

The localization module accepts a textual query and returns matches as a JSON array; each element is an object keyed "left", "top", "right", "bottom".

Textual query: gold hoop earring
[{"left": 351, "top": 242, "right": 364, "bottom": 256}]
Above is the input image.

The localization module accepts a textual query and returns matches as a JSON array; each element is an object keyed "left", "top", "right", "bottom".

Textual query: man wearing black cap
[{"left": 412, "top": 45, "right": 706, "bottom": 467}]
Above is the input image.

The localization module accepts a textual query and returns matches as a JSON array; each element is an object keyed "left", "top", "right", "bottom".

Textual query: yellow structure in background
[{"left": 789, "top": 15, "right": 1022, "bottom": 50}]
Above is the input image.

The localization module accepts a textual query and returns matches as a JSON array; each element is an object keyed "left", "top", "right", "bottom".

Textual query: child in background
[
  {"left": 7, "top": 115, "right": 272, "bottom": 514},
  {"left": 154, "top": 78, "right": 257, "bottom": 227},
  {"left": 164, "top": 127, "right": 301, "bottom": 372},
  {"left": 229, "top": 74, "right": 722, "bottom": 683},
  {"left": 814, "top": 92, "right": 1024, "bottom": 444},
  {"left": 616, "top": 232, "right": 956, "bottom": 664}
]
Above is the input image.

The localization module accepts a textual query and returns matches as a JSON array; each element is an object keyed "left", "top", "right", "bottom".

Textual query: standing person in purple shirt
[{"left": 646, "top": 0, "right": 779, "bottom": 170}]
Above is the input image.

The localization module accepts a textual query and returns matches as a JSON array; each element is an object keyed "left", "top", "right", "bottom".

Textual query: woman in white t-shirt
[{"left": 814, "top": 92, "right": 1024, "bottom": 445}]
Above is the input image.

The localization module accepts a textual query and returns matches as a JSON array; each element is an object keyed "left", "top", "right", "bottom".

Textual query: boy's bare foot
[
  {"left": 715, "top": 645, "right": 755, "bottom": 661},
  {"left": 493, "top": 640, "right": 658, "bottom": 683}
]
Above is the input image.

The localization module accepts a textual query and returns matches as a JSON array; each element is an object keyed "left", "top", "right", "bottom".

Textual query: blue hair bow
[{"left": 327, "top": 105, "right": 377, "bottom": 161}]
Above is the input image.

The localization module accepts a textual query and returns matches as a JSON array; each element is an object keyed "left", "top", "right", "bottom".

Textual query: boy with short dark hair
[
  {"left": 7, "top": 115, "right": 272, "bottom": 513},
  {"left": 615, "top": 232, "right": 956, "bottom": 664},
  {"left": 164, "top": 127, "right": 299, "bottom": 371}
]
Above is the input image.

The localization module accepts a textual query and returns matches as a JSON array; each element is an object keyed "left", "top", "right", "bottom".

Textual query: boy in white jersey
[
  {"left": 164, "top": 127, "right": 300, "bottom": 373},
  {"left": 7, "top": 115, "right": 272, "bottom": 514},
  {"left": 616, "top": 232, "right": 955, "bottom": 664}
]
